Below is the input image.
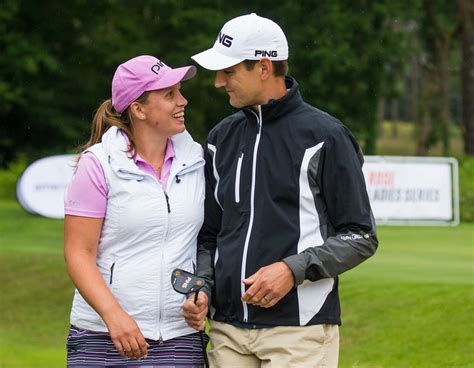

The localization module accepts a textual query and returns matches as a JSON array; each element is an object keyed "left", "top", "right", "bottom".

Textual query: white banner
[
  {"left": 16, "top": 155, "right": 76, "bottom": 219},
  {"left": 363, "top": 156, "right": 459, "bottom": 226},
  {"left": 16, "top": 154, "right": 459, "bottom": 225}
]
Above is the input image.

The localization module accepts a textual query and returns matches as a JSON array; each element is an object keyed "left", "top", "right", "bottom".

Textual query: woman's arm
[{"left": 64, "top": 215, "right": 148, "bottom": 360}]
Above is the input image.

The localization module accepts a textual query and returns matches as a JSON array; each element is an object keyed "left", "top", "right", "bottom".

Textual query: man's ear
[
  {"left": 259, "top": 58, "right": 273, "bottom": 81},
  {"left": 129, "top": 101, "right": 146, "bottom": 121}
]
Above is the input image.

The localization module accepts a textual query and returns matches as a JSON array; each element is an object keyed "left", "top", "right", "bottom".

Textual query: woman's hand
[{"left": 103, "top": 308, "right": 149, "bottom": 359}]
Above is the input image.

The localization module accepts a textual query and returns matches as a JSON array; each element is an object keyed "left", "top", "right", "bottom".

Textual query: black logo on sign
[
  {"left": 255, "top": 50, "right": 278, "bottom": 57},
  {"left": 151, "top": 60, "right": 165, "bottom": 74},
  {"left": 218, "top": 32, "right": 233, "bottom": 47}
]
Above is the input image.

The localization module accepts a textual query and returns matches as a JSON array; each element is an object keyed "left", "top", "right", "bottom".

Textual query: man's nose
[{"left": 214, "top": 71, "right": 226, "bottom": 88}]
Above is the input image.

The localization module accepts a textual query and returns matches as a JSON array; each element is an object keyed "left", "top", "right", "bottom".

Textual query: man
[{"left": 183, "top": 13, "right": 378, "bottom": 367}]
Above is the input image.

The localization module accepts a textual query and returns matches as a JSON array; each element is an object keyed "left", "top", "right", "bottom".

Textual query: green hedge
[
  {"left": 0, "top": 157, "right": 27, "bottom": 201},
  {"left": 458, "top": 156, "right": 474, "bottom": 222},
  {"left": 1, "top": 155, "right": 473, "bottom": 222}
]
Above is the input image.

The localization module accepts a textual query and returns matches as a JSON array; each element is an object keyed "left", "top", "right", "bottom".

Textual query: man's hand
[
  {"left": 182, "top": 292, "right": 208, "bottom": 330},
  {"left": 241, "top": 261, "right": 294, "bottom": 308}
]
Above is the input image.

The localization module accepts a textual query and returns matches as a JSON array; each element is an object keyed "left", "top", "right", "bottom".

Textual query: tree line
[{"left": 0, "top": 0, "right": 472, "bottom": 168}]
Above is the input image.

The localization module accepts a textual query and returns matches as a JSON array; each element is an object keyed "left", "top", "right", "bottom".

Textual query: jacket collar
[
  {"left": 242, "top": 76, "right": 303, "bottom": 122},
  {"left": 100, "top": 126, "right": 204, "bottom": 179}
]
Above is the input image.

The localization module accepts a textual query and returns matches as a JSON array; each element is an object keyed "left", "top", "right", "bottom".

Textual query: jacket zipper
[
  {"left": 241, "top": 107, "right": 262, "bottom": 322},
  {"left": 235, "top": 152, "right": 244, "bottom": 203}
]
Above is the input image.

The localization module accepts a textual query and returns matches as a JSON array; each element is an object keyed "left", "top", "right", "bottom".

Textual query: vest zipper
[
  {"left": 164, "top": 192, "right": 171, "bottom": 213},
  {"left": 157, "top": 186, "right": 170, "bottom": 341},
  {"left": 156, "top": 248, "right": 165, "bottom": 342},
  {"left": 109, "top": 263, "right": 115, "bottom": 284},
  {"left": 241, "top": 107, "right": 262, "bottom": 322}
]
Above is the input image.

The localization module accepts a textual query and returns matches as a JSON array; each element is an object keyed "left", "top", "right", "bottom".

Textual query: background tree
[
  {"left": 420, "top": 0, "right": 461, "bottom": 155},
  {"left": 458, "top": 0, "right": 474, "bottom": 155},
  {"left": 1, "top": 0, "right": 469, "bottom": 169}
]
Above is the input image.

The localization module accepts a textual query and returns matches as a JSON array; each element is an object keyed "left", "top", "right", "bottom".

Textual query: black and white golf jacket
[{"left": 197, "top": 76, "right": 378, "bottom": 327}]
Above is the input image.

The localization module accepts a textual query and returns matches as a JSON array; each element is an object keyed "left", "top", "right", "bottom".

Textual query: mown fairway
[
  {"left": 0, "top": 199, "right": 473, "bottom": 367},
  {"left": 339, "top": 225, "right": 473, "bottom": 367}
]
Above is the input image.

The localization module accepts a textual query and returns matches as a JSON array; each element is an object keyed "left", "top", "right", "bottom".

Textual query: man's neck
[{"left": 252, "top": 77, "right": 288, "bottom": 110}]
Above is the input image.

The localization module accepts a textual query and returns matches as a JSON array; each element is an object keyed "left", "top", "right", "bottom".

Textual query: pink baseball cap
[{"left": 111, "top": 55, "right": 197, "bottom": 113}]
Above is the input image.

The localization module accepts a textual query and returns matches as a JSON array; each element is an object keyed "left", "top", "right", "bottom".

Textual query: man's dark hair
[{"left": 243, "top": 60, "right": 288, "bottom": 77}]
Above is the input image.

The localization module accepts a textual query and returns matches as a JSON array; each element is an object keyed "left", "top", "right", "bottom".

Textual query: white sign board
[
  {"left": 16, "top": 155, "right": 76, "bottom": 219},
  {"left": 363, "top": 156, "right": 459, "bottom": 226},
  {"left": 15, "top": 154, "right": 460, "bottom": 225}
]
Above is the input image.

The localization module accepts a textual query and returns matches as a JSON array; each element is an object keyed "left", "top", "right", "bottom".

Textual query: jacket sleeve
[
  {"left": 283, "top": 125, "right": 378, "bottom": 286},
  {"left": 196, "top": 142, "right": 222, "bottom": 303}
]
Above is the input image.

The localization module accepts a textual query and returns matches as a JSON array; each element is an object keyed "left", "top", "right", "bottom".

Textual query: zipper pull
[
  {"left": 158, "top": 336, "right": 164, "bottom": 345},
  {"left": 164, "top": 192, "right": 171, "bottom": 213}
]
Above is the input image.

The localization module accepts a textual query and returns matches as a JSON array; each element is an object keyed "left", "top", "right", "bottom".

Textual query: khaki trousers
[{"left": 208, "top": 320, "right": 339, "bottom": 368}]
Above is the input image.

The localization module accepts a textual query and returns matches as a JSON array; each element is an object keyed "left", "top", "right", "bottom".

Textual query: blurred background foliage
[
  {"left": 0, "top": 0, "right": 473, "bottom": 219},
  {"left": 1, "top": 0, "right": 472, "bottom": 162}
]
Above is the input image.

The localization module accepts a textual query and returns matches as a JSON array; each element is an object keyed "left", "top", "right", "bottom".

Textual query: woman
[{"left": 64, "top": 55, "right": 206, "bottom": 367}]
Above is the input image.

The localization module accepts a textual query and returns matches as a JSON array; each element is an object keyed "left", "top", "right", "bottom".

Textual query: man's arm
[
  {"left": 283, "top": 125, "right": 378, "bottom": 286},
  {"left": 196, "top": 143, "right": 222, "bottom": 300},
  {"left": 183, "top": 143, "right": 222, "bottom": 328}
]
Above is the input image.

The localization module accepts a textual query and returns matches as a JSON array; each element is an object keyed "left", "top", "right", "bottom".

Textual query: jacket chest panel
[{"left": 215, "top": 130, "right": 303, "bottom": 213}]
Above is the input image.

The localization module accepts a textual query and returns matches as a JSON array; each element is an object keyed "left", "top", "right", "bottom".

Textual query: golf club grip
[
  {"left": 192, "top": 290, "right": 208, "bottom": 367},
  {"left": 200, "top": 330, "right": 209, "bottom": 368},
  {"left": 194, "top": 290, "right": 199, "bottom": 303}
]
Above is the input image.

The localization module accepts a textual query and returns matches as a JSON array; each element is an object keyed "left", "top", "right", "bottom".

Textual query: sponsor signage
[
  {"left": 15, "top": 154, "right": 459, "bottom": 226},
  {"left": 16, "top": 155, "right": 76, "bottom": 219},
  {"left": 363, "top": 156, "right": 459, "bottom": 226}
]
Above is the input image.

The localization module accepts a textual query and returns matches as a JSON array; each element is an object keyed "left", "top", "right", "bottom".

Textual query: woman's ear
[{"left": 129, "top": 101, "right": 146, "bottom": 121}]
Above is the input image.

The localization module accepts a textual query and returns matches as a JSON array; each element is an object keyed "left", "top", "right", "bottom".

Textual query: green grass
[
  {"left": 339, "top": 225, "right": 474, "bottom": 367},
  {"left": 0, "top": 200, "right": 70, "bottom": 367},
  {"left": 1, "top": 199, "right": 473, "bottom": 367}
]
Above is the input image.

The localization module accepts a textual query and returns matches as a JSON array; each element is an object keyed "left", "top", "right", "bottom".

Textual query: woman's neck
[{"left": 133, "top": 127, "right": 169, "bottom": 171}]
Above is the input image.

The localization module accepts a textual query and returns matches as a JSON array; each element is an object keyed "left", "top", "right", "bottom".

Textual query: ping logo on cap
[
  {"left": 255, "top": 50, "right": 278, "bottom": 57},
  {"left": 218, "top": 32, "right": 233, "bottom": 48},
  {"left": 151, "top": 60, "right": 165, "bottom": 74}
]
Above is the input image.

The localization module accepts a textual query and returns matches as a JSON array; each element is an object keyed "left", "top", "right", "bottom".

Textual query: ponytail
[
  {"left": 76, "top": 92, "right": 150, "bottom": 163},
  {"left": 80, "top": 99, "right": 135, "bottom": 153}
]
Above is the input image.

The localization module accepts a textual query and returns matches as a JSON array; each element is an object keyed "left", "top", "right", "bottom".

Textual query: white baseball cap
[{"left": 191, "top": 13, "right": 288, "bottom": 71}]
